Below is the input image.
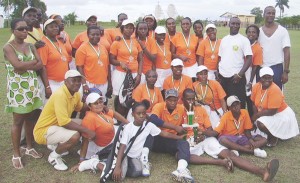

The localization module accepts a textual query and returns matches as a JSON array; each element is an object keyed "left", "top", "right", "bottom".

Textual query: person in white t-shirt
[
  {"left": 258, "top": 6, "right": 291, "bottom": 90},
  {"left": 218, "top": 17, "right": 253, "bottom": 108}
]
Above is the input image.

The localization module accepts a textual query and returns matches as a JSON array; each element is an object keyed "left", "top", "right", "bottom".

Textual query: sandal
[
  {"left": 266, "top": 138, "right": 278, "bottom": 147},
  {"left": 12, "top": 155, "right": 24, "bottom": 169},
  {"left": 225, "top": 157, "right": 234, "bottom": 173},
  {"left": 263, "top": 159, "right": 279, "bottom": 182},
  {"left": 25, "top": 148, "right": 43, "bottom": 159}
]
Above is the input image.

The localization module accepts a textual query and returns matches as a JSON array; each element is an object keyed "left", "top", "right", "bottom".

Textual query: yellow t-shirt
[
  {"left": 8, "top": 27, "right": 42, "bottom": 44},
  {"left": 33, "top": 84, "right": 83, "bottom": 144}
]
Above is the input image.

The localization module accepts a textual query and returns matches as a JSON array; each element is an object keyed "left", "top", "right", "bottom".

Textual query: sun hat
[{"left": 227, "top": 95, "right": 241, "bottom": 107}]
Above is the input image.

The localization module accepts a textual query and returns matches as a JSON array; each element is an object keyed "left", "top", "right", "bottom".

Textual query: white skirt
[
  {"left": 203, "top": 105, "right": 223, "bottom": 129},
  {"left": 112, "top": 70, "right": 145, "bottom": 95},
  {"left": 182, "top": 63, "right": 198, "bottom": 78},
  {"left": 190, "top": 137, "right": 226, "bottom": 158},
  {"left": 155, "top": 68, "right": 172, "bottom": 90},
  {"left": 256, "top": 107, "right": 299, "bottom": 140}
]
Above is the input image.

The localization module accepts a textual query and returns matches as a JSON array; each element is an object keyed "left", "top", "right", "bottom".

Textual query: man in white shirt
[
  {"left": 218, "top": 17, "right": 253, "bottom": 108},
  {"left": 258, "top": 6, "right": 291, "bottom": 90}
]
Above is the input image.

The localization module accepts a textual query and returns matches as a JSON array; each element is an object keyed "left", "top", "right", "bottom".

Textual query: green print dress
[{"left": 5, "top": 43, "right": 43, "bottom": 114}]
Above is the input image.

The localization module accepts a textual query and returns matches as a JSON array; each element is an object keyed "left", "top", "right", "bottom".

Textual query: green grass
[{"left": 0, "top": 25, "right": 299, "bottom": 183}]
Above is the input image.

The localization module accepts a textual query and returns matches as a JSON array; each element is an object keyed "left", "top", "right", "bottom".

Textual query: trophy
[{"left": 182, "top": 103, "right": 199, "bottom": 146}]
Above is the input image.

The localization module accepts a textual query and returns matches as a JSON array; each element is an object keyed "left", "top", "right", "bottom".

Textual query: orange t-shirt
[
  {"left": 106, "top": 28, "right": 122, "bottom": 44},
  {"left": 140, "top": 37, "right": 157, "bottom": 74},
  {"left": 251, "top": 42, "right": 263, "bottom": 66},
  {"left": 183, "top": 105, "right": 211, "bottom": 138},
  {"left": 152, "top": 102, "right": 185, "bottom": 134},
  {"left": 171, "top": 33, "right": 198, "bottom": 67},
  {"left": 132, "top": 83, "right": 164, "bottom": 113},
  {"left": 58, "top": 31, "right": 73, "bottom": 62},
  {"left": 148, "top": 30, "right": 155, "bottom": 39},
  {"left": 100, "top": 36, "right": 111, "bottom": 52},
  {"left": 110, "top": 38, "right": 142, "bottom": 73},
  {"left": 155, "top": 41, "right": 172, "bottom": 69},
  {"left": 196, "top": 38, "right": 221, "bottom": 70},
  {"left": 193, "top": 80, "right": 226, "bottom": 110},
  {"left": 163, "top": 74, "right": 193, "bottom": 104},
  {"left": 165, "top": 32, "right": 179, "bottom": 45},
  {"left": 214, "top": 109, "right": 253, "bottom": 136},
  {"left": 251, "top": 82, "right": 288, "bottom": 112},
  {"left": 75, "top": 42, "right": 109, "bottom": 84},
  {"left": 38, "top": 36, "right": 69, "bottom": 81},
  {"left": 82, "top": 110, "right": 115, "bottom": 147},
  {"left": 72, "top": 31, "right": 88, "bottom": 49}
]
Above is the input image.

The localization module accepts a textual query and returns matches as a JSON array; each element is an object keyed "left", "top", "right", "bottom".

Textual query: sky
[{"left": 1, "top": 0, "right": 300, "bottom": 21}]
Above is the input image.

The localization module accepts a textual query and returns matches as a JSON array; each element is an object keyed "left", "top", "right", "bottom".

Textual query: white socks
[
  {"left": 177, "top": 159, "right": 188, "bottom": 171},
  {"left": 141, "top": 147, "right": 149, "bottom": 164}
]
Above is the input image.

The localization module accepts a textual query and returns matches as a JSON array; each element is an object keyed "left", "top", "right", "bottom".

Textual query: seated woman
[
  {"left": 79, "top": 92, "right": 129, "bottom": 159},
  {"left": 193, "top": 65, "right": 227, "bottom": 128},
  {"left": 214, "top": 96, "right": 268, "bottom": 158},
  {"left": 251, "top": 67, "right": 299, "bottom": 147}
]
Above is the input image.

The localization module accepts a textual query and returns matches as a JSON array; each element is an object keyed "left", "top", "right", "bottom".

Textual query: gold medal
[
  {"left": 211, "top": 54, "right": 215, "bottom": 60},
  {"left": 258, "top": 106, "right": 263, "bottom": 112},
  {"left": 164, "top": 59, "right": 168, "bottom": 64},
  {"left": 61, "top": 55, "right": 67, "bottom": 62},
  {"left": 98, "top": 59, "right": 103, "bottom": 66},
  {"left": 129, "top": 56, "right": 134, "bottom": 62},
  {"left": 186, "top": 49, "right": 191, "bottom": 55}
]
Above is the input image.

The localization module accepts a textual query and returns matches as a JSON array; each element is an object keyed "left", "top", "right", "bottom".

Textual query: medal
[
  {"left": 156, "top": 42, "right": 168, "bottom": 65},
  {"left": 46, "top": 36, "right": 66, "bottom": 62},
  {"left": 129, "top": 56, "right": 134, "bottom": 62},
  {"left": 181, "top": 32, "right": 191, "bottom": 56},
  {"left": 186, "top": 49, "right": 191, "bottom": 55},
  {"left": 61, "top": 55, "right": 67, "bottom": 62},
  {"left": 211, "top": 54, "right": 215, "bottom": 60},
  {"left": 146, "top": 84, "right": 156, "bottom": 104},
  {"left": 258, "top": 85, "right": 268, "bottom": 112},
  {"left": 88, "top": 42, "right": 102, "bottom": 65},
  {"left": 98, "top": 59, "right": 103, "bottom": 66},
  {"left": 164, "top": 60, "right": 168, "bottom": 64},
  {"left": 209, "top": 38, "right": 218, "bottom": 61},
  {"left": 172, "top": 76, "right": 183, "bottom": 91},
  {"left": 122, "top": 36, "right": 133, "bottom": 63}
]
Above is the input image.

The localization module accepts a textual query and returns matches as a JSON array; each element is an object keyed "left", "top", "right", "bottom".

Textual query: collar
[
  {"left": 62, "top": 84, "right": 75, "bottom": 99},
  {"left": 163, "top": 102, "right": 178, "bottom": 115}
]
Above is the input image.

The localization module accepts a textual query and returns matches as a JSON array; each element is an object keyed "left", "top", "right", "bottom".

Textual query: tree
[
  {"left": 250, "top": 7, "right": 263, "bottom": 24},
  {"left": 275, "top": 0, "right": 290, "bottom": 19},
  {"left": 64, "top": 12, "right": 78, "bottom": 25},
  {"left": 0, "top": 0, "right": 47, "bottom": 19}
]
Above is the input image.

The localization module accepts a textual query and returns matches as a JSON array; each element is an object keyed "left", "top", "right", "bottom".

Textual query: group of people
[{"left": 3, "top": 5, "right": 299, "bottom": 183}]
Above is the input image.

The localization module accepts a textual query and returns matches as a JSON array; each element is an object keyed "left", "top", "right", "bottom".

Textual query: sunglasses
[{"left": 15, "top": 26, "right": 29, "bottom": 32}]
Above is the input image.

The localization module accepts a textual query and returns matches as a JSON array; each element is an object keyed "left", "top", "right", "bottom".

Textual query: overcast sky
[{"left": 1, "top": 0, "right": 300, "bottom": 21}]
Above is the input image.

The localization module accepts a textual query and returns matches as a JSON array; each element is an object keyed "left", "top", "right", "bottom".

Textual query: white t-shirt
[
  {"left": 218, "top": 33, "right": 253, "bottom": 77},
  {"left": 120, "top": 121, "right": 161, "bottom": 158},
  {"left": 258, "top": 25, "right": 291, "bottom": 67}
]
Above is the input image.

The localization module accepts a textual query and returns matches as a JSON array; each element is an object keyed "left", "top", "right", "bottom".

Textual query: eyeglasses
[{"left": 15, "top": 26, "right": 29, "bottom": 32}]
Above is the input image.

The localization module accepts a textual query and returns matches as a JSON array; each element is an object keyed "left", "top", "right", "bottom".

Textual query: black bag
[{"left": 118, "top": 71, "right": 135, "bottom": 108}]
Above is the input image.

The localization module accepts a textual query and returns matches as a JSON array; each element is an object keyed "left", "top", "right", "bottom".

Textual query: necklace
[
  {"left": 45, "top": 36, "right": 66, "bottom": 62},
  {"left": 181, "top": 32, "right": 191, "bottom": 55},
  {"left": 97, "top": 113, "right": 110, "bottom": 123},
  {"left": 88, "top": 42, "right": 103, "bottom": 66},
  {"left": 209, "top": 38, "right": 218, "bottom": 60},
  {"left": 156, "top": 42, "right": 168, "bottom": 64},
  {"left": 122, "top": 36, "right": 134, "bottom": 62},
  {"left": 172, "top": 75, "right": 183, "bottom": 91},
  {"left": 146, "top": 84, "right": 156, "bottom": 104}
]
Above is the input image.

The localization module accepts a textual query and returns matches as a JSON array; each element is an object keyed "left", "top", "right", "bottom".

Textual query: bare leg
[
  {"left": 219, "top": 137, "right": 254, "bottom": 154},
  {"left": 257, "top": 121, "right": 278, "bottom": 146},
  {"left": 55, "top": 132, "right": 80, "bottom": 154},
  {"left": 190, "top": 154, "right": 228, "bottom": 168},
  {"left": 11, "top": 113, "right": 26, "bottom": 168},
  {"left": 252, "top": 135, "right": 267, "bottom": 148}
]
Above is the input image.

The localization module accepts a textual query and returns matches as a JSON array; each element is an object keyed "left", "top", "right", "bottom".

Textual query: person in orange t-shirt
[
  {"left": 143, "top": 14, "right": 157, "bottom": 39},
  {"left": 78, "top": 93, "right": 128, "bottom": 160},
  {"left": 135, "top": 21, "right": 157, "bottom": 74},
  {"left": 75, "top": 26, "right": 112, "bottom": 98},
  {"left": 165, "top": 17, "right": 178, "bottom": 45},
  {"left": 213, "top": 96, "right": 267, "bottom": 158},
  {"left": 106, "top": 13, "right": 127, "bottom": 43},
  {"left": 251, "top": 67, "right": 299, "bottom": 147},
  {"left": 171, "top": 17, "right": 198, "bottom": 78},
  {"left": 38, "top": 19, "right": 69, "bottom": 94},
  {"left": 163, "top": 59, "right": 193, "bottom": 104},
  {"left": 196, "top": 24, "right": 221, "bottom": 80},
  {"left": 154, "top": 26, "right": 172, "bottom": 90},
  {"left": 193, "top": 65, "right": 227, "bottom": 128},
  {"left": 193, "top": 20, "right": 204, "bottom": 48}
]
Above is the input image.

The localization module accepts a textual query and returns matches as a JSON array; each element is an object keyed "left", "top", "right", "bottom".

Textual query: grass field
[{"left": 0, "top": 24, "right": 299, "bottom": 183}]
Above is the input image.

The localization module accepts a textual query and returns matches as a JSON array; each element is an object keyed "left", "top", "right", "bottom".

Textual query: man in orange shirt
[
  {"left": 106, "top": 13, "right": 128, "bottom": 43},
  {"left": 163, "top": 58, "right": 193, "bottom": 104},
  {"left": 213, "top": 96, "right": 267, "bottom": 158}
]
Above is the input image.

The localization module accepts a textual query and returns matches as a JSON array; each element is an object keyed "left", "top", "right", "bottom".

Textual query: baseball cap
[
  {"left": 171, "top": 58, "right": 184, "bottom": 67},
  {"left": 87, "top": 15, "right": 97, "bottom": 22},
  {"left": 196, "top": 65, "right": 208, "bottom": 73},
  {"left": 85, "top": 93, "right": 106, "bottom": 105},
  {"left": 205, "top": 23, "right": 217, "bottom": 32},
  {"left": 64, "top": 70, "right": 84, "bottom": 79},
  {"left": 121, "top": 19, "right": 134, "bottom": 26},
  {"left": 227, "top": 95, "right": 241, "bottom": 107},
  {"left": 22, "top": 7, "right": 37, "bottom": 17},
  {"left": 144, "top": 14, "right": 155, "bottom": 21},
  {"left": 165, "top": 89, "right": 179, "bottom": 99},
  {"left": 259, "top": 67, "right": 274, "bottom": 77},
  {"left": 155, "top": 26, "right": 166, "bottom": 34},
  {"left": 43, "top": 18, "right": 61, "bottom": 30}
]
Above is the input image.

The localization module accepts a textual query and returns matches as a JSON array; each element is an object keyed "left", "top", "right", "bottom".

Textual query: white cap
[
  {"left": 155, "top": 26, "right": 166, "bottom": 34},
  {"left": 64, "top": 70, "right": 84, "bottom": 79},
  {"left": 171, "top": 58, "right": 184, "bottom": 66},
  {"left": 227, "top": 95, "right": 241, "bottom": 107},
  {"left": 259, "top": 67, "right": 274, "bottom": 77},
  {"left": 85, "top": 93, "right": 106, "bottom": 105},
  {"left": 22, "top": 7, "right": 37, "bottom": 17},
  {"left": 205, "top": 23, "right": 217, "bottom": 32},
  {"left": 196, "top": 65, "right": 208, "bottom": 73},
  {"left": 43, "top": 18, "right": 61, "bottom": 30},
  {"left": 122, "top": 19, "right": 134, "bottom": 26},
  {"left": 144, "top": 14, "right": 155, "bottom": 20}
]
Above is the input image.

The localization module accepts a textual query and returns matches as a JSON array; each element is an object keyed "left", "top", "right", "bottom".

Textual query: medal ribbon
[
  {"left": 122, "top": 36, "right": 133, "bottom": 55},
  {"left": 209, "top": 38, "right": 218, "bottom": 53},
  {"left": 88, "top": 42, "right": 101, "bottom": 60},
  {"left": 46, "top": 36, "right": 62, "bottom": 55},
  {"left": 146, "top": 84, "right": 156, "bottom": 104},
  {"left": 181, "top": 32, "right": 191, "bottom": 50},
  {"left": 172, "top": 76, "right": 183, "bottom": 91},
  {"left": 156, "top": 42, "right": 166, "bottom": 57}
]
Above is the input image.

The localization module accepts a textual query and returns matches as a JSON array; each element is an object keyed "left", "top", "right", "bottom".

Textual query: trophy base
[{"left": 182, "top": 123, "right": 199, "bottom": 128}]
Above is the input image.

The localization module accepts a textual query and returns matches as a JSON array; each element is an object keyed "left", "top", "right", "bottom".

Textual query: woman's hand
[
  {"left": 112, "top": 167, "right": 122, "bottom": 182},
  {"left": 83, "top": 84, "right": 90, "bottom": 95},
  {"left": 45, "top": 87, "right": 52, "bottom": 99},
  {"left": 120, "top": 62, "right": 130, "bottom": 72},
  {"left": 179, "top": 55, "right": 190, "bottom": 62}
]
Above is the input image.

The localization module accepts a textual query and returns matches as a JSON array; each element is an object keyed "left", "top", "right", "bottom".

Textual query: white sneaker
[
  {"left": 171, "top": 168, "right": 194, "bottom": 183},
  {"left": 231, "top": 150, "right": 239, "bottom": 156},
  {"left": 78, "top": 158, "right": 100, "bottom": 172},
  {"left": 47, "top": 144, "right": 69, "bottom": 156},
  {"left": 254, "top": 148, "right": 267, "bottom": 158},
  {"left": 142, "top": 162, "right": 151, "bottom": 177},
  {"left": 48, "top": 154, "right": 68, "bottom": 171}
]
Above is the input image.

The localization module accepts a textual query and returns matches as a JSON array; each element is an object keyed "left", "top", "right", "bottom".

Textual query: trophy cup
[{"left": 182, "top": 103, "right": 199, "bottom": 146}]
